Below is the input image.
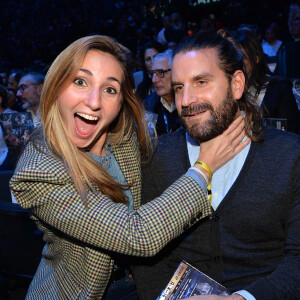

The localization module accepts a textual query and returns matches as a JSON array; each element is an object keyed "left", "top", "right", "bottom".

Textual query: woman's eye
[
  {"left": 105, "top": 87, "right": 117, "bottom": 94},
  {"left": 74, "top": 78, "right": 87, "bottom": 86}
]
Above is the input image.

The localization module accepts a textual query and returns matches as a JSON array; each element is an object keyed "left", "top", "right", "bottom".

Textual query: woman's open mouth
[{"left": 74, "top": 112, "right": 99, "bottom": 138}]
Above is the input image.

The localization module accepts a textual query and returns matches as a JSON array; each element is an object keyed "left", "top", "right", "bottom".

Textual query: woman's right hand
[{"left": 196, "top": 115, "right": 250, "bottom": 177}]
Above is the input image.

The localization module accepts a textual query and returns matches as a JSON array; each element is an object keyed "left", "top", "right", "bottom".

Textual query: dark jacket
[
  {"left": 143, "top": 92, "right": 181, "bottom": 135},
  {"left": 132, "top": 128, "right": 300, "bottom": 300},
  {"left": 262, "top": 78, "right": 300, "bottom": 134}
]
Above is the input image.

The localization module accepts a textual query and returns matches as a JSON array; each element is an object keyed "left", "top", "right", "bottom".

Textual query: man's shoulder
[
  {"left": 143, "top": 93, "right": 160, "bottom": 111},
  {"left": 147, "top": 130, "right": 187, "bottom": 165},
  {"left": 261, "top": 127, "right": 300, "bottom": 153},
  {"left": 156, "top": 129, "right": 186, "bottom": 149}
]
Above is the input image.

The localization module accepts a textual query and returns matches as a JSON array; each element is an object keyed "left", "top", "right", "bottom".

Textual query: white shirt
[
  {"left": 160, "top": 97, "right": 176, "bottom": 113},
  {"left": 27, "top": 107, "right": 41, "bottom": 127}
]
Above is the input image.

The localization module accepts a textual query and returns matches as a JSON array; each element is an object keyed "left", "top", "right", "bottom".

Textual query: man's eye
[
  {"left": 74, "top": 78, "right": 86, "bottom": 86},
  {"left": 105, "top": 87, "right": 117, "bottom": 94},
  {"left": 174, "top": 86, "right": 182, "bottom": 93},
  {"left": 198, "top": 80, "right": 207, "bottom": 85}
]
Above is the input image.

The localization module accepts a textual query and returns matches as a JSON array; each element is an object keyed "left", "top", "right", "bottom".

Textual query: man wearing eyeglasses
[
  {"left": 143, "top": 50, "right": 181, "bottom": 135},
  {"left": 17, "top": 72, "right": 44, "bottom": 127}
]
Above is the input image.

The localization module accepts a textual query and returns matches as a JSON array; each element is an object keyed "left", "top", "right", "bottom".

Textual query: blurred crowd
[
  {"left": 0, "top": 0, "right": 298, "bottom": 72},
  {"left": 0, "top": 0, "right": 300, "bottom": 171}
]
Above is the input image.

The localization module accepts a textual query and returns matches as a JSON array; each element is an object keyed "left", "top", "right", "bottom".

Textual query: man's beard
[{"left": 180, "top": 87, "right": 238, "bottom": 143}]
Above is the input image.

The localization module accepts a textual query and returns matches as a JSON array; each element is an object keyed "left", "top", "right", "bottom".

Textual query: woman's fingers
[{"left": 223, "top": 115, "right": 244, "bottom": 136}]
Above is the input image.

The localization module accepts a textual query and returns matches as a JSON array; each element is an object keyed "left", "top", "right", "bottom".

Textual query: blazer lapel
[{"left": 112, "top": 130, "right": 142, "bottom": 210}]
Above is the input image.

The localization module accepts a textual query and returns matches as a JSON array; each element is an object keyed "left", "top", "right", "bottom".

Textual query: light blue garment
[
  {"left": 88, "top": 148, "right": 134, "bottom": 211},
  {"left": 186, "top": 133, "right": 251, "bottom": 211}
]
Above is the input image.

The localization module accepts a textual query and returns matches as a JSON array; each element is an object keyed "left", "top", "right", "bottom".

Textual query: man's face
[
  {"left": 172, "top": 48, "right": 240, "bottom": 142},
  {"left": 17, "top": 75, "right": 42, "bottom": 113},
  {"left": 144, "top": 48, "right": 159, "bottom": 71},
  {"left": 151, "top": 57, "right": 172, "bottom": 98},
  {"left": 0, "top": 73, "right": 8, "bottom": 86},
  {"left": 291, "top": 18, "right": 300, "bottom": 39},
  {"left": 8, "top": 74, "right": 19, "bottom": 93}
]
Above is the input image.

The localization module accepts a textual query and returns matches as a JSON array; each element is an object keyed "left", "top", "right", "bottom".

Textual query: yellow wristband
[{"left": 195, "top": 161, "right": 213, "bottom": 181}]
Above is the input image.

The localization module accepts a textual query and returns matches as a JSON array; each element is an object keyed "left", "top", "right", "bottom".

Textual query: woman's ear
[{"left": 231, "top": 70, "right": 245, "bottom": 101}]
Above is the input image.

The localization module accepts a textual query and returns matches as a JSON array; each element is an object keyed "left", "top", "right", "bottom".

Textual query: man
[
  {"left": 7, "top": 71, "right": 24, "bottom": 95},
  {"left": 132, "top": 33, "right": 300, "bottom": 300},
  {"left": 143, "top": 50, "right": 181, "bottom": 135},
  {"left": 277, "top": 17, "right": 300, "bottom": 78},
  {"left": 157, "top": 16, "right": 170, "bottom": 46},
  {"left": 16, "top": 72, "right": 44, "bottom": 126},
  {"left": 7, "top": 70, "right": 24, "bottom": 110}
]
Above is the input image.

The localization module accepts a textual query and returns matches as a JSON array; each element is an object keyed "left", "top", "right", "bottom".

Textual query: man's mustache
[{"left": 180, "top": 103, "right": 213, "bottom": 117}]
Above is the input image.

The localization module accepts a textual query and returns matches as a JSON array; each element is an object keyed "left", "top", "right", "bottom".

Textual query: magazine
[
  {"left": 0, "top": 112, "right": 35, "bottom": 166},
  {"left": 158, "top": 261, "right": 230, "bottom": 300}
]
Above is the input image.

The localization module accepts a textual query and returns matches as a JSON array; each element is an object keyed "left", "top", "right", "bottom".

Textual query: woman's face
[
  {"left": 241, "top": 48, "right": 252, "bottom": 78},
  {"left": 57, "top": 50, "right": 123, "bottom": 155},
  {"left": 144, "top": 48, "right": 159, "bottom": 71}
]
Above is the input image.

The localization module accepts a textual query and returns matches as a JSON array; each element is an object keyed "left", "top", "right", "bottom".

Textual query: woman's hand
[
  {"left": 181, "top": 294, "right": 245, "bottom": 300},
  {"left": 196, "top": 115, "right": 250, "bottom": 175}
]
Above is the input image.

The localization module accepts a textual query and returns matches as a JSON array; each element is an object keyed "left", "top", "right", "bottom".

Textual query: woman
[
  {"left": 10, "top": 35, "right": 248, "bottom": 299},
  {"left": 0, "top": 84, "right": 17, "bottom": 170},
  {"left": 134, "top": 40, "right": 165, "bottom": 100},
  {"left": 225, "top": 29, "right": 300, "bottom": 134}
]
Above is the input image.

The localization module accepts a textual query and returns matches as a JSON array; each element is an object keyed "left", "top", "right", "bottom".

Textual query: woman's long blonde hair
[{"left": 40, "top": 35, "right": 152, "bottom": 204}]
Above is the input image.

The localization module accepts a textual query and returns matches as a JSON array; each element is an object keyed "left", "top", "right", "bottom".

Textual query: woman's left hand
[{"left": 181, "top": 295, "right": 245, "bottom": 300}]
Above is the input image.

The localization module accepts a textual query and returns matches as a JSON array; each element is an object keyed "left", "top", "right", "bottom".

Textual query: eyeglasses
[
  {"left": 17, "top": 83, "right": 38, "bottom": 92},
  {"left": 149, "top": 69, "right": 171, "bottom": 78}
]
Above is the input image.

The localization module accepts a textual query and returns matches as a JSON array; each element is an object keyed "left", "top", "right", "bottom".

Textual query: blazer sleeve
[{"left": 10, "top": 141, "right": 210, "bottom": 258}]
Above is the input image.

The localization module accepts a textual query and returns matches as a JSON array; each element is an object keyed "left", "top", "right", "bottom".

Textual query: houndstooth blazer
[{"left": 10, "top": 129, "right": 211, "bottom": 299}]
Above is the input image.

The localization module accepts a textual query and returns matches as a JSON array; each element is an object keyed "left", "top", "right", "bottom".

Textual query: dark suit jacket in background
[
  {"left": 262, "top": 78, "right": 300, "bottom": 134},
  {"left": 143, "top": 92, "right": 181, "bottom": 135}
]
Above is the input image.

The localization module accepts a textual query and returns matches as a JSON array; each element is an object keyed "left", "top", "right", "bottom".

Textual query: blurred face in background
[
  {"left": 144, "top": 48, "right": 159, "bottom": 71},
  {"left": 0, "top": 73, "right": 8, "bottom": 86},
  {"left": 8, "top": 73, "right": 19, "bottom": 94},
  {"left": 291, "top": 18, "right": 300, "bottom": 39},
  {"left": 17, "top": 75, "right": 43, "bottom": 114},
  {"left": 265, "top": 27, "right": 276, "bottom": 44},
  {"left": 151, "top": 56, "right": 172, "bottom": 98}
]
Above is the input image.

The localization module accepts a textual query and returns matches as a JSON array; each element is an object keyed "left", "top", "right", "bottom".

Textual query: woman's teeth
[{"left": 76, "top": 112, "right": 98, "bottom": 121}]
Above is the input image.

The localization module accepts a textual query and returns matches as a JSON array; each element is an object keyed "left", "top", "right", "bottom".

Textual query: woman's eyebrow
[
  {"left": 79, "top": 69, "right": 122, "bottom": 85},
  {"left": 79, "top": 68, "right": 92, "bottom": 76},
  {"left": 107, "top": 76, "right": 121, "bottom": 85}
]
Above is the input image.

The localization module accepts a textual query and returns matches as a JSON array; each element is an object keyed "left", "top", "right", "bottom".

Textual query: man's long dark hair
[{"left": 173, "top": 32, "right": 263, "bottom": 142}]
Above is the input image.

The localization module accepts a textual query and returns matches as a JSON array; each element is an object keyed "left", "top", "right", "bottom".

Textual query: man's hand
[{"left": 182, "top": 294, "right": 245, "bottom": 300}]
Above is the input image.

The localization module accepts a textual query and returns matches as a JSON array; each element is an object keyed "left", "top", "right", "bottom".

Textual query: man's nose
[
  {"left": 180, "top": 86, "right": 195, "bottom": 107},
  {"left": 152, "top": 73, "right": 159, "bottom": 83},
  {"left": 16, "top": 89, "right": 22, "bottom": 97}
]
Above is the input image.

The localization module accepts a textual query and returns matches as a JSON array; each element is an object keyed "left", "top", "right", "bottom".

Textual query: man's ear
[{"left": 231, "top": 70, "right": 245, "bottom": 101}]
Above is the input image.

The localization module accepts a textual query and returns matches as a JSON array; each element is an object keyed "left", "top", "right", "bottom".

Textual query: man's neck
[{"left": 162, "top": 93, "right": 174, "bottom": 106}]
